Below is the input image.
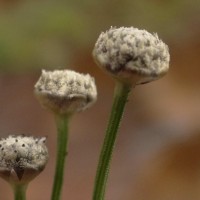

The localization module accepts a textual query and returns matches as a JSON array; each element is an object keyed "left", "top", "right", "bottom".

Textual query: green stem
[
  {"left": 51, "top": 114, "right": 70, "bottom": 200},
  {"left": 13, "top": 184, "right": 27, "bottom": 200},
  {"left": 93, "top": 82, "right": 131, "bottom": 200}
]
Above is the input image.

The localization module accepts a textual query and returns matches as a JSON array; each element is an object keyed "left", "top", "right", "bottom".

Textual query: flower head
[
  {"left": 0, "top": 135, "right": 48, "bottom": 185},
  {"left": 34, "top": 69, "right": 97, "bottom": 115},
  {"left": 93, "top": 27, "right": 170, "bottom": 85}
]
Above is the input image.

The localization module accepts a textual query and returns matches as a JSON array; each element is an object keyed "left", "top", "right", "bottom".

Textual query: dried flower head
[
  {"left": 93, "top": 27, "right": 170, "bottom": 85},
  {"left": 0, "top": 135, "right": 48, "bottom": 185},
  {"left": 34, "top": 69, "right": 97, "bottom": 115}
]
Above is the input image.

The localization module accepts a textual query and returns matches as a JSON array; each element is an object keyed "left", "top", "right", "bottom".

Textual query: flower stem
[
  {"left": 93, "top": 82, "right": 131, "bottom": 200},
  {"left": 13, "top": 184, "right": 27, "bottom": 200},
  {"left": 51, "top": 114, "right": 70, "bottom": 200}
]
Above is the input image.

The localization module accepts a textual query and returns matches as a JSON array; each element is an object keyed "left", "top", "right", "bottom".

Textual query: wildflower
[
  {"left": 34, "top": 69, "right": 97, "bottom": 200},
  {"left": 92, "top": 27, "right": 170, "bottom": 200},
  {"left": 93, "top": 26, "right": 170, "bottom": 85}
]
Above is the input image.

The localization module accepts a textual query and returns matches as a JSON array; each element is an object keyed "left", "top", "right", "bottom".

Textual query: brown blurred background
[{"left": 0, "top": 0, "right": 200, "bottom": 199}]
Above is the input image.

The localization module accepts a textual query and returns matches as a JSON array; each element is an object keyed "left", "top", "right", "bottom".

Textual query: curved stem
[
  {"left": 13, "top": 184, "right": 27, "bottom": 200},
  {"left": 51, "top": 114, "right": 70, "bottom": 200},
  {"left": 93, "top": 82, "right": 131, "bottom": 200}
]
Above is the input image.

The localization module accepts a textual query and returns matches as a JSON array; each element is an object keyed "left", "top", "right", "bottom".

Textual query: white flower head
[
  {"left": 0, "top": 135, "right": 48, "bottom": 185},
  {"left": 34, "top": 69, "right": 97, "bottom": 115},
  {"left": 93, "top": 27, "right": 170, "bottom": 85}
]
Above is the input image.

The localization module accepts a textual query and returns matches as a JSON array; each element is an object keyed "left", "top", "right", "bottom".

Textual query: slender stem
[
  {"left": 51, "top": 114, "right": 70, "bottom": 200},
  {"left": 93, "top": 82, "right": 131, "bottom": 200},
  {"left": 13, "top": 184, "right": 27, "bottom": 200}
]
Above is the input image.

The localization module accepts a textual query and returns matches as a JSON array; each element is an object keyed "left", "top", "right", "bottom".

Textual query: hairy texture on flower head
[
  {"left": 34, "top": 69, "right": 97, "bottom": 115},
  {"left": 93, "top": 27, "right": 170, "bottom": 85},
  {"left": 0, "top": 135, "right": 48, "bottom": 184}
]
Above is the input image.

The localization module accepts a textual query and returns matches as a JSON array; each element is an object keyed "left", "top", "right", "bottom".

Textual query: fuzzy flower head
[
  {"left": 93, "top": 27, "right": 170, "bottom": 85},
  {"left": 34, "top": 69, "right": 97, "bottom": 115},
  {"left": 0, "top": 135, "right": 48, "bottom": 185}
]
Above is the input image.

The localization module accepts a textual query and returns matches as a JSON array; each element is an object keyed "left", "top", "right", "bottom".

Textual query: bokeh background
[{"left": 0, "top": 0, "right": 200, "bottom": 199}]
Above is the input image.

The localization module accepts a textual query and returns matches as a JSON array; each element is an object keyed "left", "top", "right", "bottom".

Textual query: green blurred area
[{"left": 0, "top": 0, "right": 199, "bottom": 71}]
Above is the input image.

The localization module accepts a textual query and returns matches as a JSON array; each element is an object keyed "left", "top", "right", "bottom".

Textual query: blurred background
[{"left": 0, "top": 0, "right": 200, "bottom": 199}]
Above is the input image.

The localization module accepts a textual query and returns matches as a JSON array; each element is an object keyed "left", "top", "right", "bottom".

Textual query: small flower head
[
  {"left": 0, "top": 135, "right": 48, "bottom": 185},
  {"left": 93, "top": 27, "right": 170, "bottom": 85},
  {"left": 34, "top": 69, "right": 97, "bottom": 115}
]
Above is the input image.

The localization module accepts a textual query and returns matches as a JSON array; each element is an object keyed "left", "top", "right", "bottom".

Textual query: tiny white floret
[
  {"left": 93, "top": 27, "right": 170, "bottom": 85},
  {"left": 34, "top": 69, "right": 97, "bottom": 115},
  {"left": 0, "top": 135, "right": 48, "bottom": 184}
]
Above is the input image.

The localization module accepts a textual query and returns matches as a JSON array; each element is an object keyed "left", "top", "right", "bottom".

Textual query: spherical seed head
[
  {"left": 0, "top": 135, "right": 48, "bottom": 185},
  {"left": 34, "top": 69, "right": 97, "bottom": 115},
  {"left": 93, "top": 27, "right": 170, "bottom": 85}
]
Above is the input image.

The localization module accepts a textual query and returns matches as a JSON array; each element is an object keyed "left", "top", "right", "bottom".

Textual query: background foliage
[{"left": 0, "top": 0, "right": 199, "bottom": 71}]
